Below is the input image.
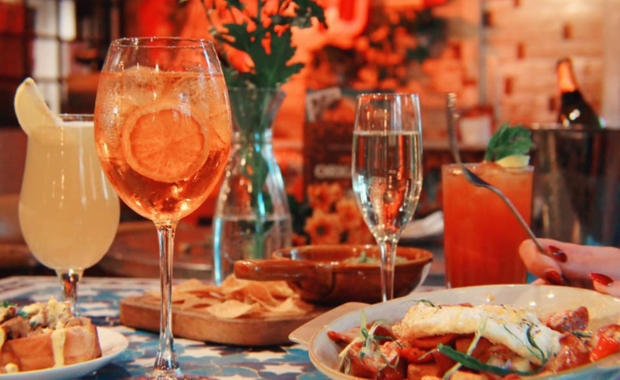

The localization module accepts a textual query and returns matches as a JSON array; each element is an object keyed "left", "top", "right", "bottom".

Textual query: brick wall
[
  {"left": 481, "top": 0, "right": 605, "bottom": 127},
  {"left": 357, "top": 0, "right": 612, "bottom": 139},
  {"left": 419, "top": 0, "right": 613, "bottom": 138}
]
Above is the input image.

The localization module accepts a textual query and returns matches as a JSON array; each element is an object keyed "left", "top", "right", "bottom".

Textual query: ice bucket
[{"left": 530, "top": 125, "right": 620, "bottom": 247}]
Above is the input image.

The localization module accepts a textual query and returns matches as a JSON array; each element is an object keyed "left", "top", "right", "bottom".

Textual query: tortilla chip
[
  {"left": 157, "top": 275, "right": 314, "bottom": 320},
  {"left": 206, "top": 300, "right": 261, "bottom": 319},
  {"left": 178, "top": 294, "right": 220, "bottom": 309},
  {"left": 259, "top": 297, "right": 308, "bottom": 316}
]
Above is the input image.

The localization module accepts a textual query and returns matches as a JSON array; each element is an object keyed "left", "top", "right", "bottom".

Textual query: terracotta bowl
[{"left": 233, "top": 245, "right": 433, "bottom": 305}]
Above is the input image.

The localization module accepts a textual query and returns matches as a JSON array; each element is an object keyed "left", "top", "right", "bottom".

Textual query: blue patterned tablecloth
[{"left": 0, "top": 276, "right": 328, "bottom": 379}]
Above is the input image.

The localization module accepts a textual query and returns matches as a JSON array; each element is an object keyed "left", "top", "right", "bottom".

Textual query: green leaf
[
  {"left": 220, "top": 22, "right": 255, "bottom": 52},
  {"left": 437, "top": 344, "right": 544, "bottom": 377},
  {"left": 287, "top": 195, "right": 312, "bottom": 235},
  {"left": 203, "top": 0, "right": 326, "bottom": 89},
  {"left": 292, "top": 0, "right": 327, "bottom": 27},
  {"left": 484, "top": 123, "right": 533, "bottom": 162},
  {"left": 252, "top": 28, "right": 302, "bottom": 88},
  {"left": 225, "top": 0, "right": 244, "bottom": 10}
]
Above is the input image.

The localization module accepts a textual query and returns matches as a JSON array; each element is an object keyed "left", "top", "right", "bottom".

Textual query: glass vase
[{"left": 213, "top": 87, "right": 292, "bottom": 285}]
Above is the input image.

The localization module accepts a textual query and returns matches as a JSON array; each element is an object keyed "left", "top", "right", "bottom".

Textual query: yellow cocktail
[{"left": 20, "top": 116, "right": 119, "bottom": 270}]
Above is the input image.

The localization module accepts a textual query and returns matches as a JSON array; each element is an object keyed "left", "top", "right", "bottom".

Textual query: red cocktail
[{"left": 442, "top": 162, "right": 533, "bottom": 288}]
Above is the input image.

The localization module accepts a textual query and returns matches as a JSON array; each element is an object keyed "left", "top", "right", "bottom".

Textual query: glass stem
[
  {"left": 56, "top": 269, "right": 83, "bottom": 316},
  {"left": 154, "top": 221, "right": 182, "bottom": 378},
  {"left": 378, "top": 238, "right": 398, "bottom": 302}
]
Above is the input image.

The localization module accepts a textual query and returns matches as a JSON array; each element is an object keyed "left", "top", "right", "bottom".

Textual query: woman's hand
[{"left": 519, "top": 239, "right": 620, "bottom": 297}]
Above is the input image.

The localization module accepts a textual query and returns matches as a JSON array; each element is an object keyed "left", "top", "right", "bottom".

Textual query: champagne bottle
[{"left": 556, "top": 57, "right": 602, "bottom": 128}]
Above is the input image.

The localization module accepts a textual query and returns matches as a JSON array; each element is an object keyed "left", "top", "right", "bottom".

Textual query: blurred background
[
  {"left": 1, "top": 0, "right": 619, "bottom": 132},
  {"left": 0, "top": 0, "right": 618, "bottom": 278}
]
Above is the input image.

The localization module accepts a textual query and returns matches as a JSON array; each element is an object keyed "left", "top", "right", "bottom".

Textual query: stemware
[
  {"left": 94, "top": 37, "right": 232, "bottom": 378},
  {"left": 19, "top": 114, "right": 120, "bottom": 315},
  {"left": 351, "top": 93, "right": 423, "bottom": 301}
]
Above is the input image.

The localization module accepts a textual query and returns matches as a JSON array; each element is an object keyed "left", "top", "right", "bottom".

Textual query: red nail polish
[
  {"left": 590, "top": 273, "right": 614, "bottom": 286},
  {"left": 544, "top": 269, "right": 565, "bottom": 285},
  {"left": 548, "top": 246, "right": 567, "bottom": 263}
]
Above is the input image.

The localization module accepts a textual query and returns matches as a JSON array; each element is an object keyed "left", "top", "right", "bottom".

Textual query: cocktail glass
[
  {"left": 441, "top": 163, "right": 534, "bottom": 288},
  {"left": 351, "top": 93, "right": 423, "bottom": 302},
  {"left": 19, "top": 113, "right": 120, "bottom": 314},
  {"left": 94, "top": 37, "right": 231, "bottom": 378}
]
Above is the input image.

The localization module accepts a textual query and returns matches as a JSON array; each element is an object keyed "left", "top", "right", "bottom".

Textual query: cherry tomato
[{"left": 590, "top": 325, "right": 620, "bottom": 362}]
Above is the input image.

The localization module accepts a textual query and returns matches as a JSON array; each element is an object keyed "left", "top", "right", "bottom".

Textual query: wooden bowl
[{"left": 234, "top": 245, "right": 433, "bottom": 305}]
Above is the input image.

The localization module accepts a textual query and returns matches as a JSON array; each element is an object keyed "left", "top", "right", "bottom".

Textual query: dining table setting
[
  {"left": 0, "top": 275, "right": 328, "bottom": 379},
  {"left": 2, "top": 19, "right": 620, "bottom": 379}
]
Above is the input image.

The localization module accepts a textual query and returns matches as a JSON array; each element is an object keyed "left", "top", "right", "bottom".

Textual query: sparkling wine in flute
[
  {"left": 351, "top": 92, "right": 423, "bottom": 302},
  {"left": 352, "top": 130, "right": 422, "bottom": 238}
]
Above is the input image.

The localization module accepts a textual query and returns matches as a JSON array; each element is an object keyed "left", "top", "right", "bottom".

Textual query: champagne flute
[
  {"left": 351, "top": 93, "right": 423, "bottom": 301},
  {"left": 94, "top": 37, "right": 231, "bottom": 378},
  {"left": 19, "top": 114, "right": 120, "bottom": 315}
]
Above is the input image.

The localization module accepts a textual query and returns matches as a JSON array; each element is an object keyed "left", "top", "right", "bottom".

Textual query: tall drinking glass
[
  {"left": 442, "top": 163, "right": 533, "bottom": 287},
  {"left": 19, "top": 114, "right": 120, "bottom": 315},
  {"left": 94, "top": 37, "right": 231, "bottom": 378},
  {"left": 352, "top": 93, "right": 423, "bottom": 301}
]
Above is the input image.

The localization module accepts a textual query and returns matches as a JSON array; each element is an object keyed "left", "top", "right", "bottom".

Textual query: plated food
[
  {"left": 330, "top": 302, "right": 616, "bottom": 379},
  {"left": 0, "top": 298, "right": 101, "bottom": 374},
  {"left": 295, "top": 285, "right": 620, "bottom": 380}
]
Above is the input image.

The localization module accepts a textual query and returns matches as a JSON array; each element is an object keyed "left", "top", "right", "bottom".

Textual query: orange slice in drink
[{"left": 122, "top": 102, "right": 209, "bottom": 183}]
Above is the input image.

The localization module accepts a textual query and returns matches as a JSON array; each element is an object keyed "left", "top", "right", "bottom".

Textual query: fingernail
[
  {"left": 590, "top": 273, "right": 614, "bottom": 286},
  {"left": 547, "top": 245, "right": 567, "bottom": 263},
  {"left": 544, "top": 269, "right": 566, "bottom": 285}
]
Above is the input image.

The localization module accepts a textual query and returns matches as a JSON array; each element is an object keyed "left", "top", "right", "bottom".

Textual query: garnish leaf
[
  {"left": 484, "top": 123, "right": 532, "bottom": 162},
  {"left": 437, "top": 344, "right": 544, "bottom": 377},
  {"left": 437, "top": 324, "right": 547, "bottom": 377},
  {"left": 203, "top": 0, "right": 326, "bottom": 89}
]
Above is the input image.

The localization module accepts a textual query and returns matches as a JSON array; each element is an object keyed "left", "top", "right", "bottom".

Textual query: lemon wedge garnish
[
  {"left": 495, "top": 154, "right": 530, "bottom": 168},
  {"left": 14, "top": 77, "right": 60, "bottom": 136}
]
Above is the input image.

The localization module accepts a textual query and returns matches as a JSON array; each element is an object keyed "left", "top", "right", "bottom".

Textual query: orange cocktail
[
  {"left": 95, "top": 70, "right": 231, "bottom": 221},
  {"left": 442, "top": 162, "right": 533, "bottom": 288}
]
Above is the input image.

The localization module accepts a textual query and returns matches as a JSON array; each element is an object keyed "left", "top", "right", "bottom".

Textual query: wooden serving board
[{"left": 120, "top": 296, "right": 328, "bottom": 347}]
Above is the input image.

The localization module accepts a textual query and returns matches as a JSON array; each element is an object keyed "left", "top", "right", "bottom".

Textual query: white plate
[
  {"left": 1, "top": 327, "right": 128, "bottom": 380},
  {"left": 291, "top": 285, "right": 620, "bottom": 380}
]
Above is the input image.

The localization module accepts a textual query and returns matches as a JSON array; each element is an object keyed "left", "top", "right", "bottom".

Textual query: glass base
[{"left": 137, "top": 371, "right": 219, "bottom": 380}]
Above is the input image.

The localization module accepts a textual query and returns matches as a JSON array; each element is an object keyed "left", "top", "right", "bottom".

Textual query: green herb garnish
[
  {"left": 338, "top": 312, "right": 399, "bottom": 373},
  {"left": 436, "top": 324, "right": 548, "bottom": 377},
  {"left": 483, "top": 123, "right": 532, "bottom": 162}
]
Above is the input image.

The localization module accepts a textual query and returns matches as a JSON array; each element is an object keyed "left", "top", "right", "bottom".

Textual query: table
[{"left": 0, "top": 276, "right": 326, "bottom": 379}]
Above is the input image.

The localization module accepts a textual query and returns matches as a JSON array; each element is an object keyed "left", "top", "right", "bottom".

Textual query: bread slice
[{"left": 0, "top": 300, "right": 102, "bottom": 373}]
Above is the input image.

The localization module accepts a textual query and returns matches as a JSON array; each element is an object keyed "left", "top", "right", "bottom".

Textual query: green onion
[
  {"left": 572, "top": 330, "right": 592, "bottom": 339},
  {"left": 437, "top": 324, "right": 547, "bottom": 377},
  {"left": 437, "top": 344, "right": 544, "bottom": 377}
]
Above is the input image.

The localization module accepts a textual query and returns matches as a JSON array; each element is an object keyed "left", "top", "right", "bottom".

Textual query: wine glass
[
  {"left": 94, "top": 37, "right": 231, "bottom": 378},
  {"left": 19, "top": 114, "right": 120, "bottom": 315},
  {"left": 351, "top": 93, "right": 423, "bottom": 302}
]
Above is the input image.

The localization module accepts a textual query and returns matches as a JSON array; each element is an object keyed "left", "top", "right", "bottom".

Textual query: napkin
[{"left": 402, "top": 210, "right": 444, "bottom": 240}]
